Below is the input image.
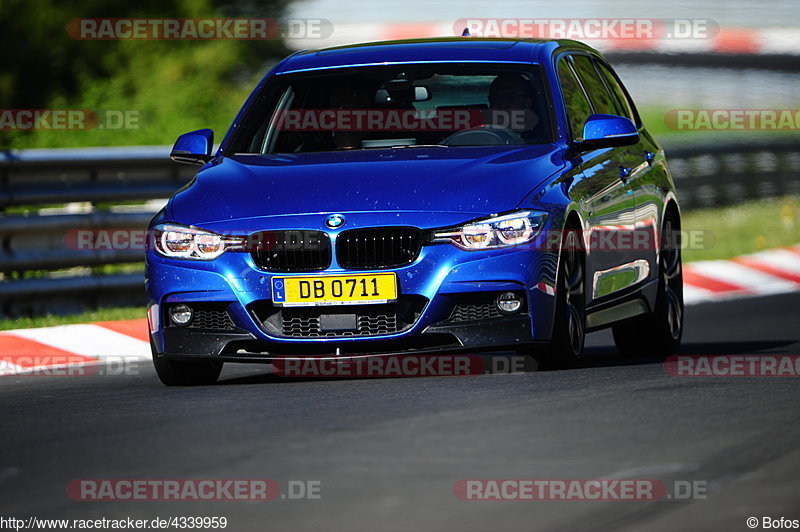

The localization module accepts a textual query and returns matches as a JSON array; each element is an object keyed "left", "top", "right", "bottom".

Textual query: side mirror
[
  {"left": 576, "top": 114, "right": 638, "bottom": 152},
  {"left": 170, "top": 129, "right": 214, "bottom": 165}
]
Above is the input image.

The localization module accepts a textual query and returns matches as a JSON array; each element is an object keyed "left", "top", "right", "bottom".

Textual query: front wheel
[
  {"left": 151, "top": 339, "right": 223, "bottom": 386},
  {"left": 538, "top": 227, "right": 586, "bottom": 369},
  {"left": 612, "top": 213, "right": 683, "bottom": 358}
]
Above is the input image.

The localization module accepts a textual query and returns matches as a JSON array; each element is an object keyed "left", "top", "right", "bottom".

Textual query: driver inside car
[
  {"left": 291, "top": 82, "right": 373, "bottom": 152},
  {"left": 487, "top": 74, "right": 540, "bottom": 140},
  {"left": 327, "top": 82, "right": 373, "bottom": 149}
]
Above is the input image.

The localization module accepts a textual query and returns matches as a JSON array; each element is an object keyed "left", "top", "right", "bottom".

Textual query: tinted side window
[
  {"left": 557, "top": 58, "right": 592, "bottom": 141},
  {"left": 593, "top": 61, "right": 636, "bottom": 123},
  {"left": 571, "top": 55, "right": 617, "bottom": 116}
]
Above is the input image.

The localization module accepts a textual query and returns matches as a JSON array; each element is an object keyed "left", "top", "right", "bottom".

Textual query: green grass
[
  {"left": 682, "top": 195, "right": 800, "bottom": 262},
  {"left": 0, "top": 306, "right": 146, "bottom": 331},
  {"left": 1, "top": 196, "right": 798, "bottom": 331}
]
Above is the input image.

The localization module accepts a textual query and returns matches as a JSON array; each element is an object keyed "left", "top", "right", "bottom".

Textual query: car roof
[{"left": 274, "top": 37, "right": 597, "bottom": 75}]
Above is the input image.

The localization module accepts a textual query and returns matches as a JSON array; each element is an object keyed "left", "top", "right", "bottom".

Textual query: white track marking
[
  {"left": 682, "top": 283, "right": 717, "bottom": 305},
  {"left": 0, "top": 360, "right": 26, "bottom": 376}
]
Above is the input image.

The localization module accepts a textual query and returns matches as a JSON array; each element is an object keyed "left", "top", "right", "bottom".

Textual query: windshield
[{"left": 228, "top": 64, "right": 553, "bottom": 154}]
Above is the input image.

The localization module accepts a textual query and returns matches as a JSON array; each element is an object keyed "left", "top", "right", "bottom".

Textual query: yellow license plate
[{"left": 272, "top": 273, "right": 398, "bottom": 307}]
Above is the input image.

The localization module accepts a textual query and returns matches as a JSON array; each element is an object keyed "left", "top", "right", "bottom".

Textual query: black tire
[
  {"left": 538, "top": 226, "right": 586, "bottom": 369},
  {"left": 151, "top": 339, "right": 223, "bottom": 386},
  {"left": 612, "top": 212, "right": 683, "bottom": 358}
]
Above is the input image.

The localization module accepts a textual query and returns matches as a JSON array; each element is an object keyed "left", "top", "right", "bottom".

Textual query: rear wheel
[
  {"left": 612, "top": 212, "right": 683, "bottom": 357},
  {"left": 538, "top": 226, "right": 586, "bottom": 369},
  {"left": 151, "top": 339, "right": 223, "bottom": 386}
]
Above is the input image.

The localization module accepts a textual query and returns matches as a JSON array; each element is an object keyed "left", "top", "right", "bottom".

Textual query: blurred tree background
[{"left": 0, "top": 0, "right": 293, "bottom": 148}]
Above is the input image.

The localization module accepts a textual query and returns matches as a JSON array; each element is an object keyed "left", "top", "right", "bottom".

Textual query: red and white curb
[
  {"left": 0, "top": 244, "right": 799, "bottom": 376},
  {"left": 0, "top": 321, "right": 149, "bottom": 377},
  {"left": 683, "top": 245, "right": 800, "bottom": 304},
  {"left": 288, "top": 24, "right": 800, "bottom": 56}
]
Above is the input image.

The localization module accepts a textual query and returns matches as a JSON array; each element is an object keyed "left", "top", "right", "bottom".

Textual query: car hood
[{"left": 169, "top": 145, "right": 563, "bottom": 225}]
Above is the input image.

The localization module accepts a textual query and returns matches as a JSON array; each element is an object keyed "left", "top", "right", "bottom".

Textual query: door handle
[
  {"left": 644, "top": 151, "right": 655, "bottom": 166},
  {"left": 619, "top": 166, "right": 631, "bottom": 183}
]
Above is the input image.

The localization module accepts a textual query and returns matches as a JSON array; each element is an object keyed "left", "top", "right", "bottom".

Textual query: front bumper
[
  {"left": 146, "top": 222, "right": 559, "bottom": 361},
  {"left": 158, "top": 314, "right": 534, "bottom": 361}
]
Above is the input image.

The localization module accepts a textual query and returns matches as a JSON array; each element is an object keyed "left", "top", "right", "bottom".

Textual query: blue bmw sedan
[{"left": 146, "top": 37, "right": 683, "bottom": 385}]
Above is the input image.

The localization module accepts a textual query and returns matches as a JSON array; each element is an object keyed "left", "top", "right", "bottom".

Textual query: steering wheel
[{"left": 441, "top": 125, "right": 525, "bottom": 146}]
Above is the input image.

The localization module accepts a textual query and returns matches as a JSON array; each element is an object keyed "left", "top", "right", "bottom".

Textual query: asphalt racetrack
[{"left": 1, "top": 293, "right": 799, "bottom": 531}]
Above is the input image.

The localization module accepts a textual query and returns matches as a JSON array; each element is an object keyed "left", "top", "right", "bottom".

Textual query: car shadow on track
[
  {"left": 574, "top": 339, "right": 798, "bottom": 369},
  {"left": 215, "top": 339, "right": 796, "bottom": 385}
]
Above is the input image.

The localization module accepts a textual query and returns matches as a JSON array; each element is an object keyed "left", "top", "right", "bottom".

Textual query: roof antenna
[{"left": 461, "top": 27, "right": 471, "bottom": 37}]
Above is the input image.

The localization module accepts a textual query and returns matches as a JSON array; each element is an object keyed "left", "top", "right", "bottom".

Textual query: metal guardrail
[
  {"left": 1, "top": 137, "right": 799, "bottom": 316},
  {"left": 0, "top": 146, "right": 195, "bottom": 207},
  {"left": 0, "top": 147, "right": 196, "bottom": 316},
  {"left": 606, "top": 52, "right": 800, "bottom": 73},
  {"left": 664, "top": 136, "right": 800, "bottom": 208}
]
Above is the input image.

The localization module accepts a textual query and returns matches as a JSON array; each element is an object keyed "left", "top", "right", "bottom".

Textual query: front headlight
[
  {"left": 152, "top": 223, "right": 244, "bottom": 260},
  {"left": 433, "top": 211, "right": 547, "bottom": 250}
]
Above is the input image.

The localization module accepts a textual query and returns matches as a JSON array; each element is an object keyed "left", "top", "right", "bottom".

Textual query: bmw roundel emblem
[{"left": 325, "top": 214, "right": 345, "bottom": 229}]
